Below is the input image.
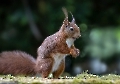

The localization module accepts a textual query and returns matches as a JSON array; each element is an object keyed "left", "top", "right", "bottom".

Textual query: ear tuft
[
  {"left": 69, "top": 12, "right": 75, "bottom": 23},
  {"left": 62, "top": 7, "right": 69, "bottom": 25},
  {"left": 62, "top": 7, "right": 68, "bottom": 18}
]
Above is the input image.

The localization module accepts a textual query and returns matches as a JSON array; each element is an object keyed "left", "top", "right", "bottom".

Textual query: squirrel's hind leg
[
  {"left": 36, "top": 58, "right": 54, "bottom": 78},
  {"left": 53, "top": 59, "right": 65, "bottom": 79}
]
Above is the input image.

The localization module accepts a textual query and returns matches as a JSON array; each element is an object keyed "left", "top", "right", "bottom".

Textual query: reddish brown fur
[
  {"left": 35, "top": 8, "right": 80, "bottom": 78},
  {"left": 0, "top": 51, "right": 36, "bottom": 76},
  {"left": 0, "top": 8, "right": 81, "bottom": 78}
]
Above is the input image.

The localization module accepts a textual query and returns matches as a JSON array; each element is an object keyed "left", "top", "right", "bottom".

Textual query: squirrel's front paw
[{"left": 70, "top": 48, "right": 80, "bottom": 58}]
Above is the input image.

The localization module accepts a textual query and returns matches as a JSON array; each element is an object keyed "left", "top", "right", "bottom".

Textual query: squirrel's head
[{"left": 60, "top": 8, "right": 81, "bottom": 40}]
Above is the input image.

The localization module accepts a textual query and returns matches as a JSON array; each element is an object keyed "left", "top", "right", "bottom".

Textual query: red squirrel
[{"left": 0, "top": 8, "right": 81, "bottom": 78}]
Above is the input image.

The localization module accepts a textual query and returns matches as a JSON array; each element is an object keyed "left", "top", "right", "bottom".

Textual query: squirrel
[{"left": 0, "top": 8, "right": 81, "bottom": 78}]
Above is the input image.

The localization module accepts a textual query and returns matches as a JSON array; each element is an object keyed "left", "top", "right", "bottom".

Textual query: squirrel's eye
[{"left": 70, "top": 27, "right": 74, "bottom": 31}]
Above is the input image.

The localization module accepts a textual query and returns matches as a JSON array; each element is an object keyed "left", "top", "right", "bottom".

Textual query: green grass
[
  {"left": 0, "top": 73, "right": 120, "bottom": 84},
  {"left": 74, "top": 73, "right": 120, "bottom": 84}
]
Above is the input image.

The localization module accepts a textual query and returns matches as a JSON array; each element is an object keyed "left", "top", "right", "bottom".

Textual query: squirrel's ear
[
  {"left": 63, "top": 17, "right": 69, "bottom": 25},
  {"left": 62, "top": 7, "right": 69, "bottom": 25},
  {"left": 70, "top": 12, "right": 75, "bottom": 24}
]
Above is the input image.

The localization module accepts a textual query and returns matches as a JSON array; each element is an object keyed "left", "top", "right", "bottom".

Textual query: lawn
[{"left": 0, "top": 73, "right": 120, "bottom": 84}]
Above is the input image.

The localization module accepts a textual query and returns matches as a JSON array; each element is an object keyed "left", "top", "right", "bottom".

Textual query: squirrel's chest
[
  {"left": 66, "top": 38, "right": 74, "bottom": 48},
  {"left": 52, "top": 53, "right": 66, "bottom": 72},
  {"left": 51, "top": 38, "right": 74, "bottom": 72}
]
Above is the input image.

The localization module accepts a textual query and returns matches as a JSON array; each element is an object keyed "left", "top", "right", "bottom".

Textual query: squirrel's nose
[
  {"left": 78, "top": 34, "right": 81, "bottom": 38},
  {"left": 77, "top": 35, "right": 81, "bottom": 39}
]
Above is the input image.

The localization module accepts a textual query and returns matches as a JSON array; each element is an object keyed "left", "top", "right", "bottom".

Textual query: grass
[
  {"left": 74, "top": 73, "right": 120, "bottom": 84},
  {"left": 0, "top": 73, "right": 120, "bottom": 84}
]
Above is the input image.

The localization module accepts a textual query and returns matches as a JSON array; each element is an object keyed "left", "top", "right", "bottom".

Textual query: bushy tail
[{"left": 0, "top": 51, "right": 36, "bottom": 76}]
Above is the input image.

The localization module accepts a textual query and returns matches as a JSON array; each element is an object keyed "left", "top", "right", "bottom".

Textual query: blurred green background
[{"left": 0, "top": 0, "right": 120, "bottom": 76}]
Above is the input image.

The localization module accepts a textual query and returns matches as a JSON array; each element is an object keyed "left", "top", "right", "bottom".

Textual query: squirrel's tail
[{"left": 0, "top": 51, "right": 36, "bottom": 76}]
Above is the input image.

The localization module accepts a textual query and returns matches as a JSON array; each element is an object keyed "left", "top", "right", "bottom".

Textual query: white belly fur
[
  {"left": 52, "top": 53, "right": 66, "bottom": 72},
  {"left": 52, "top": 38, "right": 74, "bottom": 72}
]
